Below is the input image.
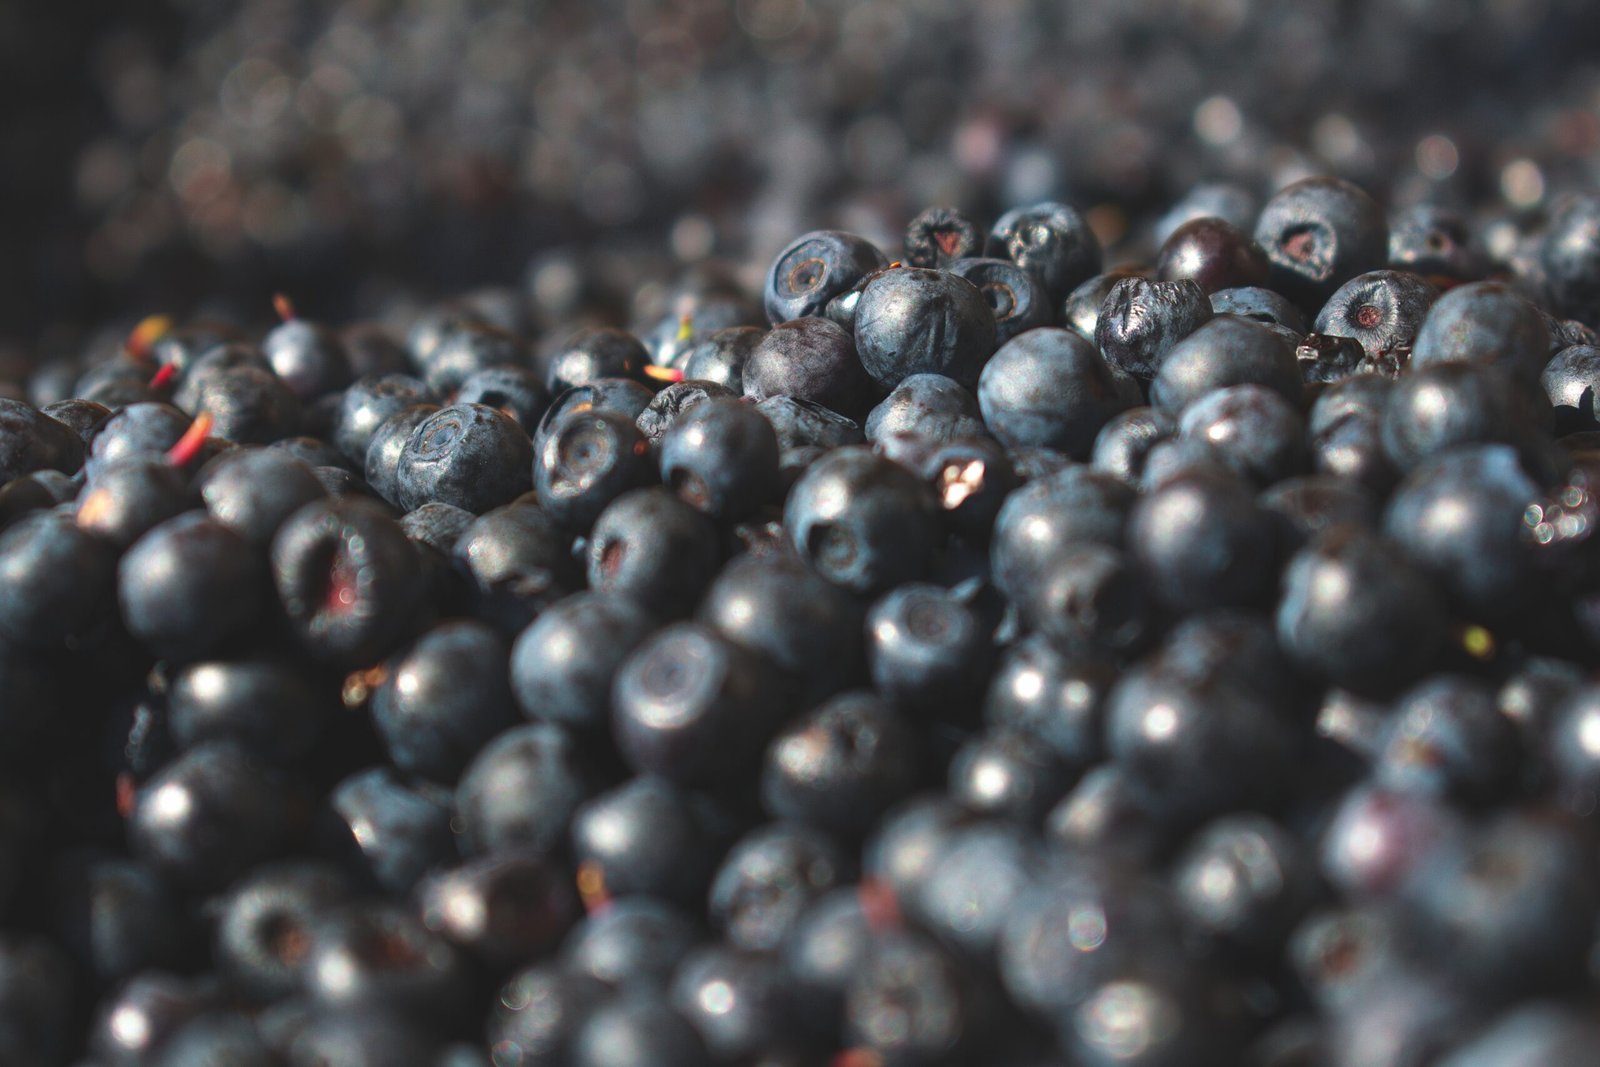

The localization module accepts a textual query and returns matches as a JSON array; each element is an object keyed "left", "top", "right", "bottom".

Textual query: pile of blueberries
[{"left": 4, "top": 174, "right": 1600, "bottom": 1067}]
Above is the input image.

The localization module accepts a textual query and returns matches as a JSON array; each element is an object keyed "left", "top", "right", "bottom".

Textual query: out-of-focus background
[{"left": 7, "top": 0, "right": 1600, "bottom": 356}]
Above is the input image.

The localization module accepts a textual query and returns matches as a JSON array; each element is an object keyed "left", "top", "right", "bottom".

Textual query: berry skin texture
[
  {"left": 395, "top": 403, "right": 533, "bottom": 514},
  {"left": 1541, "top": 343, "right": 1600, "bottom": 434},
  {"left": 1276, "top": 527, "right": 1446, "bottom": 696},
  {"left": 1095, "top": 276, "right": 1215, "bottom": 379},
  {"left": 371, "top": 620, "right": 519, "bottom": 783},
  {"left": 118, "top": 512, "right": 266, "bottom": 662},
  {"left": 986, "top": 201, "right": 1103, "bottom": 305},
  {"left": 1253, "top": 176, "right": 1389, "bottom": 309},
  {"left": 979, "top": 327, "right": 1140, "bottom": 457},
  {"left": 272, "top": 496, "right": 426, "bottom": 667},
  {"left": 1313, "top": 269, "right": 1437, "bottom": 361},
  {"left": 658, "top": 397, "right": 780, "bottom": 521},
  {"left": 764, "top": 229, "right": 888, "bottom": 325},
  {"left": 1540, "top": 193, "right": 1600, "bottom": 324},
  {"left": 1409, "top": 280, "right": 1552, "bottom": 381},
  {"left": 946, "top": 255, "right": 1052, "bottom": 346},
  {"left": 1150, "top": 314, "right": 1303, "bottom": 414},
  {"left": 783, "top": 445, "right": 938, "bottom": 594}
]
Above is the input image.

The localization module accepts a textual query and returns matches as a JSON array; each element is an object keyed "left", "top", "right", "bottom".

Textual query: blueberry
[
  {"left": 669, "top": 944, "right": 805, "bottom": 1061},
  {"left": 363, "top": 402, "right": 442, "bottom": 508},
  {"left": 39, "top": 396, "right": 110, "bottom": 445},
  {"left": 1090, "top": 406, "right": 1176, "bottom": 486},
  {"left": 273, "top": 496, "right": 426, "bottom": 666},
  {"left": 1293, "top": 331, "right": 1370, "bottom": 384},
  {"left": 1179, "top": 383, "right": 1309, "bottom": 487},
  {"left": 301, "top": 903, "right": 469, "bottom": 1024},
  {"left": 1254, "top": 176, "right": 1389, "bottom": 309},
  {"left": 489, "top": 964, "right": 609, "bottom": 1067},
  {"left": 846, "top": 929, "right": 989, "bottom": 1065},
  {"left": 399, "top": 500, "right": 475, "bottom": 553},
  {"left": 1061, "top": 269, "right": 1145, "bottom": 341},
  {"left": 129, "top": 741, "right": 307, "bottom": 892},
  {"left": 323, "top": 767, "right": 458, "bottom": 895},
  {"left": 341, "top": 323, "right": 412, "bottom": 380},
  {"left": 119, "top": 511, "right": 267, "bottom": 661},
  {"left": 198, "top": 446, "right": 327, "bottom": 548},
  {"left": 533, "top": 407, "right": 656, "bottom": 533},
  {"left": 1387, "top": 203, "right": 1484, "bottom": 280},
  {"left": 904, "top": 205, "right": 984, "bottom": 269},
  {"left": 1409, "top": 280, "right": 1552, "bottom": 381},
  {"left": 680, "top": 325, "right": 764, "bottom": 389},
  {"left": 1376, "top": 676, "right": 1524, "bottom": 804},
  {"left": 1539, "top": 192, "right": 1600, "bottom": 324},
  {"left": 421, "top": 320, "right": 526, "bottom": 397},
  {"left": 698, "top": 552, "right": 867, "bottom": 704},
  {"left": 1277, "top": 525, "right": 1447, "bottom": 692},
  {"left": 983, "top": 635, "right": 1109, "bottom": 771},
  {"left": 1171, "top": 814, "right": 1315, "bottom": 957},
  {"left": 1308, "top": 375, "right": 1397, "bottom": 492},
  {"left": 49, "top": 851, "right": 192, "bottom": 986},
  {"left": 1095, "top": 276, "right": 1214, "bottom": 380},
  {"left": 1382, "top": 361, "right": 1547, "bottom": 472},
  {"left": 711, "top": 821, "right": 850, "bottom": 951},
  {"left": 150, "top": 1011, "right": 278, "bottom": 1067},
  {"left": 1314, "top": 269, "right": 1437, "bottom": 362},
  {"left": 742, "top": 315, "right": 879, "bottom": 420},
  {"left": 658, "top": 397, "right": 780, "bottom": 520},
  {"left": 214, "top": 860, "right": 352, "bottom": 998},
  {"left": 0, "top": 510, "right": 118, "bottom": 652},
  {"left": 87, "top": 971, "right": 214, "bottom": 1065},
  {"left": 611, "top": 621, "right": 785, "bottom": 788},
  {"left": 948, "top": 728, "right": 1073, "bottom": 824},
  {"left": 1382, "top": 444, "right": 1542, "bottom": 622},
  {"left": 1045, "top": 765, "right": 1169, "bottom": 865},
  {"left": 511, "top": 590, "right": 657, "bottom": 732},
  {"left": 456, "top": 722, "right": 594, "bottom": 857},
  {"left": 453, "top": 501, "right": 579, "bottom": 632},
  {"left": 784, "top": 445, "right": 937, "bottom": 594},
  {"left": 455, "top": 364, "right": 550, "bottom": 430},
  {"left": 1400, "top": 811, "right": 1598, "bottom": 1001},
  {"left": 168, "top": 656, "right": 330, "bottom": 761},
  {"left": 186, "top": 364, "right": 302, "bottom": 445},
  {"left": 1317, "top": 785, "right": 1458, "bottom": 899},
  {"left": 1542, "top": 344, "right": 1600, "bottom": 434},
  {"left": 761, "top": 691, "right": 918, "bottom": 837},
  {"left": 545, "top": 327, "right": 650, "bottom": 395},
  {"left": 371, "top": 619, "right": 517, "bottom": 782},
  {"left": 1105, "top": 627, "right": 1301, "bottom": 823},
  {"left": 417, "top": 851, "right": 578, "bottom": 968},
  {"left": 1208, "top": 285, "right": 1310, "bottom": 334},
  {"left": 564, "top": 896, "right": 703, "bottom": 992},
  {"left": 763, "top": 229, "right": 887, "bottom": 324},
  {"left": 1017, "top": 542, "right": 1155, "bottom": 660},
  {"left": 571, "top": 993, "right": 710, "bottom": 1067},
  {"left": 947, "top": 255, "right": 1052, "bottom": 345},
  {"left": 987, "top": 201, "right": 1103, "bottom": 305},
  {"left": 1128, "top": 467, "right": 1282, "bottom": 612},
  {"left": 586, "top": 487, "right": 720, "bottom": 618},
  {"left": 865, "top": 372, "right": 983, "bottom": 443},
  {"left": 990, "top": 464, "right": 1135, "bottom": 604},
  {"left": 394, "top": 402, "right": 533, "bottom": 514},
  {"left": 334, "top": 373, "right": 434, "bottom": 467},
  {"left": 634, "top": 378, "right": 737, "bottom": 444},
  {"left": 919, "top": 435, "right": 1018, "bottom": 537},
  {"left": 284, "top": 1007, "right": 442, "bottom": 1067},
  {"left": 263, "top": 300, "right": 353, "bottom": 402},
  {"left": 979, "top": 327, "right": 1139, "bottom": 456},
  {"left": 1156, "top": 216, "right": 1270, "bottom": 294},
  {"left": 1150, "top": 314, "right": 1302, "bottom": 414},
  {"left": 1437, "top": 1004, "right": 1600, "bottom": 1067},
  {"left": 84, "top": 401, "right": 190, "bottom": 477},
  {"left": 865, "top": 582, "right": 995, "bottom": 715},
  {"left": 571, "top": 776, "right": 720, "bottom": 906}
]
